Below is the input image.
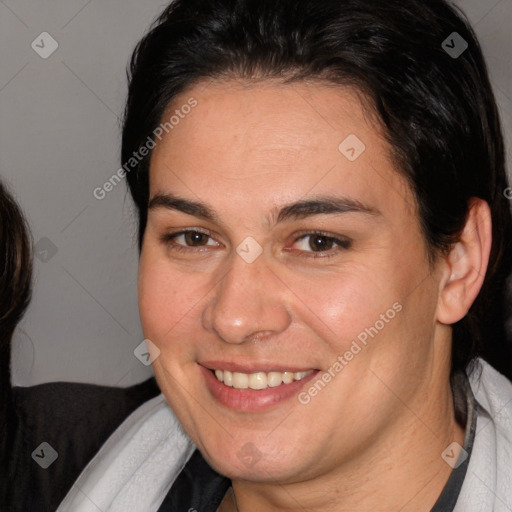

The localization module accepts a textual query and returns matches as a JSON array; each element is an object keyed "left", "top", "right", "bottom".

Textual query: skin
[{"left": 138, "top": 79, "right": 491, "bottom": 511}]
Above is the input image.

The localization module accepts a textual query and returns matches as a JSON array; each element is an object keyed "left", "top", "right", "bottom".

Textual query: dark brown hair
[{"left": 0, "top": 179, "right": 32, "bottom": 480}]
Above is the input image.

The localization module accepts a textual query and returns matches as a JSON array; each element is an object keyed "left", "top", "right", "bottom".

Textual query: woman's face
[{"left": 138, "top": 80, "right": 448, "bottom": 483}]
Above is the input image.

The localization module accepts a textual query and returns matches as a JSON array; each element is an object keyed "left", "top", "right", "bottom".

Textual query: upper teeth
[{"left": 214, "top": 369, "right": 313, "bottom": 390}]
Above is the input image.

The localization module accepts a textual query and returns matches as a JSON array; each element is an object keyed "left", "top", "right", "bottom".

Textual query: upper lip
[{"left": 200, "top": 361, "right": 317, "bottom": 373}]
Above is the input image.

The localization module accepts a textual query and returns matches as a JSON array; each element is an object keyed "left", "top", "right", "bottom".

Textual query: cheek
[
  {"left": 296, "top": 256, "right": 429, "bottom": 377},
  {"left": 324, "top": 280, "right": 381, "bottom": 326},
  {"left": 289, "top": 265, "right": 397, "bottom": 349},
  {"left": 138, "top": 251, "right": 193, "bottom": 340}
]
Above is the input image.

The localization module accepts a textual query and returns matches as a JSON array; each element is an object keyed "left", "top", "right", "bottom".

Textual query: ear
[{"left": 437, "top": 198, "right": 492, "bottom": 325}]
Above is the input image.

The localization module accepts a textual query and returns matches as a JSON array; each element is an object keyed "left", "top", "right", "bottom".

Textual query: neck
[{"left": 229, "top": 369, "right": 465, "bottom": 512}]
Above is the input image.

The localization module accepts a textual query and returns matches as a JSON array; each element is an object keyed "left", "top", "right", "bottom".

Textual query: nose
[{"left": 202, "top": 253, "right": 292, "bottom": 344}]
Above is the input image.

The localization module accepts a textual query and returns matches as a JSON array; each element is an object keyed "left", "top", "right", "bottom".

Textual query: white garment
[
  {"left": 58, "top": 358, "right": 512, "bottom": 512},
  {"left": 57, "top": 394, "right": 195, "bottom": 512},
  {"left": 454, "top": 359, "right": 512, "bottom": 511}
]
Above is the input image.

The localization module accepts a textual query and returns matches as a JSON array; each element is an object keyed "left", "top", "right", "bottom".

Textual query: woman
[
  {"left": 0, "top": 178, "right": 161, "bottom": 511},
  {"left": 59, "top": 0, "right": 512, "bottom": 510}
]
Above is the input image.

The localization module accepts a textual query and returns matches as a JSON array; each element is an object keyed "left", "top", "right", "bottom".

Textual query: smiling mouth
[{"left": 212, "top": 369, "right": 314, "bottom": 390}]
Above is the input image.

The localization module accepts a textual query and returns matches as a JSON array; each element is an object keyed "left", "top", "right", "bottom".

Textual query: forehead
[{"left": 148, "top": 79, "right": 415, "bottom": 220}]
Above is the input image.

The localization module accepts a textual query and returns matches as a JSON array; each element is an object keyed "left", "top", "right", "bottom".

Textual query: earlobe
[{"left": 437, "top": 198, "right": 492, "bottom": 325}]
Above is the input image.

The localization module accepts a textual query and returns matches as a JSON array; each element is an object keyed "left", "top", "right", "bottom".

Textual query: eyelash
[{"left": 160, "top": 229, "right": 352, "bottom": 259}]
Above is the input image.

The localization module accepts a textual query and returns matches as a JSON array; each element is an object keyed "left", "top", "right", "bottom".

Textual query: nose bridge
[{"left": 203, "top": 252, "right": 291, "bottom": 343}]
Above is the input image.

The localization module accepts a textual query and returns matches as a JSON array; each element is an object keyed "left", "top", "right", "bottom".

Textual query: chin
[{"left": 199, "top": 435, "right": 309, "bottom": 483}]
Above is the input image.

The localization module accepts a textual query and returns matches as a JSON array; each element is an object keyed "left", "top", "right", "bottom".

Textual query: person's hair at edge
[
  {"left": 0, "top": 180, "right": 32, "bottom": 483},
  {"left": 122, "top": 0, "right": 512, "bottom": 379}
]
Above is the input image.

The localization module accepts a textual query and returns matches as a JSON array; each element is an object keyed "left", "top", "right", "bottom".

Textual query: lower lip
[{"left": 200, "top": 365, "right": 319, "bottom": 412}]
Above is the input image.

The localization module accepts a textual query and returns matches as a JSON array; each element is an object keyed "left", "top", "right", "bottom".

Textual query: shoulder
[
  {"left": 14, "top": 377, "right": 160, "bottom": 418},
  {"left": 464, "top": 359, "right": 512, "bottom": 510},
  {"left": 469, "top": 358, "right": 512, "bottom": 433},
  {"left": 9, "top": 378, "right": 160, "bottom": 512},
  {"left": 12, "top": 377, "right": 161, "bottom": 447}
]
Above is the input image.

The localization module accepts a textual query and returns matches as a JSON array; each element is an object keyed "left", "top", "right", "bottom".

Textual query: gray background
[{"left": 1, "top": 0, "right": 511, "bottom": 387}]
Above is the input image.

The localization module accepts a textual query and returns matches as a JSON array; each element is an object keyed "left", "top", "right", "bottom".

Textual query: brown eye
[
  {"left": 161, "top": 230, "right": 219, "bottom": 250},
  {"left": 184, "top": 231, "right": 210, "bottom": 246},
  {"left": 309, "top": 235, "right": 335, "bottom": 252},
  {"left": 291, "top": 232, "right": 352, "bottom": 258}
]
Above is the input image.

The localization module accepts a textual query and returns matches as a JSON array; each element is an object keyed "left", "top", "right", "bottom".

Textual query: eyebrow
[
  {"left": 149, "top": 193, "right": 219, "bottom": 222},
  {"left": 274, "top": 196, "right": 381, "bottom": 224},
  {"left": 148, "top": 192, "right": 381, "bottom": 225}
]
